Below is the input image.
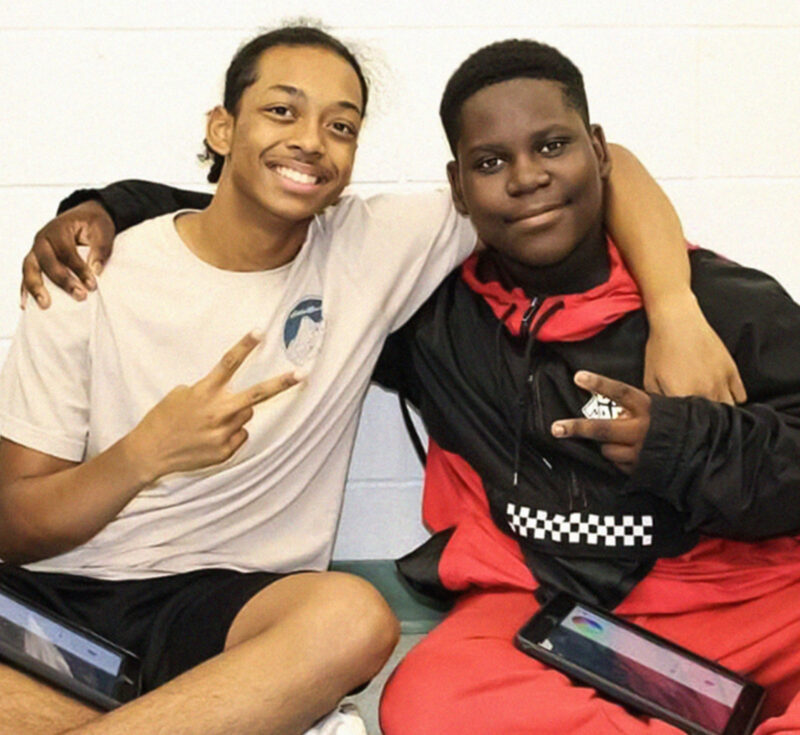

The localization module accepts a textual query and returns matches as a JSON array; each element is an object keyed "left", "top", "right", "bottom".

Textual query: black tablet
[
  {"left": 0, "top": 583, "right": 141, "bottom": 710},
  {"left": 515, "top": 593, "right": 765, "bottom": 735}
]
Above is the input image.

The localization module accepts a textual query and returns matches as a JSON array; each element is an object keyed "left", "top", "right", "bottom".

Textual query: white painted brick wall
[{"left": 1, "top": 1, "right": 799, "bottom": 559}]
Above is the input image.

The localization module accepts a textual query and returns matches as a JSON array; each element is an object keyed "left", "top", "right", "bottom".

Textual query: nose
[
  {"left": 507, "top": 154, "right": 550, "bottom": 196},
  {"left": 287, "top": 116, "right": 325, "bottom": 158}
]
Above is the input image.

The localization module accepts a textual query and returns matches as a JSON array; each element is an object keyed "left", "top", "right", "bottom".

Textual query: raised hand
[
  {"left": 551, "top": 371, "right": 650, "bottom": 475},
  {"left": 21, "top": 200, "right": 115, "bottom": 309},
  {"left": 128, "top": 331, "right": 301, "bottom": 483}
]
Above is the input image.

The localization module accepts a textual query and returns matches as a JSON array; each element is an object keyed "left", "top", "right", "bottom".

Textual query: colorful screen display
[{"left": 542, "top": 604, "right": 743, "bottom": 734}]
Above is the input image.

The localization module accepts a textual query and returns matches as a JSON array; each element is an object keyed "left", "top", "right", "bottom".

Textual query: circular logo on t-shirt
[{"left": 283, "top": 297, "right": 324, "bottom": 365}]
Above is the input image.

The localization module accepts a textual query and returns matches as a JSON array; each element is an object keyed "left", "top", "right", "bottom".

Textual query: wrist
[
  {"left": 645, "top": 288, "right": 700, "bottom": 329},
  {"left": 79, "top": 200, "right": 115, "bottom": 233},
  {"left": 118, "top": 429, "right": 162, "bottom": 487}
]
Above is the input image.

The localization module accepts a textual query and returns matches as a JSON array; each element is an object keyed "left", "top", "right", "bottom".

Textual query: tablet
[
  {"left": 515, "top": 593, "right": 764, "bottom": 735},
  {"left": 0, "top": 583, "right": 141, "bottom": 710}
]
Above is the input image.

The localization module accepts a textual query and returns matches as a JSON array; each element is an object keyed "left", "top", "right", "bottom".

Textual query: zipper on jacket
[
  {"left": 520, "top": 297, "right": 540, "bottom": 333},
  {"left": 524, "top": 301, "right": 565, "bottom": 474},
  {"left": 568, "top": 467, "right": 587, "bottom": 510},
  {"left": 512, "top": 298, "right": 556, "bottom": 487}
]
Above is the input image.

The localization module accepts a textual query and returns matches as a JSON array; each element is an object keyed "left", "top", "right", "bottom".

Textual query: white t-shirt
[{"left": 0, "top": 191, "right": 474, "bottom": 579}]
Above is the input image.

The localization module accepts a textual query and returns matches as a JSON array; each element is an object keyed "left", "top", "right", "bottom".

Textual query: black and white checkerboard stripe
[{"left": 507, "top": 503, "right": 653, "bottom": 547}]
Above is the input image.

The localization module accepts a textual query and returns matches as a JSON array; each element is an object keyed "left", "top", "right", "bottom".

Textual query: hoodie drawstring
[{"left": 511, "top": 299, "right": 565, "bottom": 490}]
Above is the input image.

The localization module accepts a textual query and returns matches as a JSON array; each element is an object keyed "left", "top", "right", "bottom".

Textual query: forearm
[
  {"left": 632, "top": 395, "right": 800, "bottom": 539},
  {"left": 0, "top": 434, "right": 156, "bottom": 564},
  {"left": 58, "top": 179, "right": 213, "bottom": 234},
  {"left": 605, "top": 144, "right": 692, "bottom": 316}
]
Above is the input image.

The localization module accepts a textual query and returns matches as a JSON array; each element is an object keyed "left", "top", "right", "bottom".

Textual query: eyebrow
[
  {"left": 464, "top": 142, "right": 509, "bottom": 158},
  {"left": 464, "top": 124, "right": 575, "bottom": 156},
  {"left": 267, "top": 84, "right": 363, "bottom": 117}
]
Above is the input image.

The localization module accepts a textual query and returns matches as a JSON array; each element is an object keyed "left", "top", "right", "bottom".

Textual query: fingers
[
  {"left": 229, "top": 371, "right": 303, "bottom": 413},
  {"left": 203, "top": 331, "right": 265, "bottom": 388},
  {"left": 572, "top": 371, "right": 650, "bottom": 415},
  {"left": 20, "top": 252, "right": 51, "bottom": 309},
  {"left": 729, "top": 372, "right": 748, "bottom": 405},
  {"left": 551, "top": 371, "right": 650, "bottom": 473},
  {"left": 87, "top": 252, "right": 106, "bottom": 278},
  {"left": 224, "top": 428, "right": 249, "bottom": 459},
  {"left": 658, "top": 371, "right": 746, "bottom": 406},
  {"left": 71, "top": 223, "right": 100, "bottom": 290},
  {"left": 599, "top": 443, "right": 637, "bottom": 474},
  {"left": 641, "top": 366, "right": 662, "bottom": 395},
  {"left": 551, "top": 416, "right": 642, "bottom": 444},
  {"left": 30, "top": 232, "right": 87, "bottom": 301},
  {"left": 82, "top": 230, "right": 112, "bottom": 281},
  {"left": 54, "top": 235, "right": 94, "bottom": 294}
]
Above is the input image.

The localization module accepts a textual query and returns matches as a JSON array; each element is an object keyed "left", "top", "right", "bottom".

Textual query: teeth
[{"left": 274, "top": 165, "right": 320, "bottom": 185}]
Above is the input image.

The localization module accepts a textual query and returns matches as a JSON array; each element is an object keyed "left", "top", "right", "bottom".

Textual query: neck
[
  {"left": 480, "top": 221, "right": 609, "bottom": 297},
  {"left": 175, "top": 182, "right": 311, "bottom": 272}
]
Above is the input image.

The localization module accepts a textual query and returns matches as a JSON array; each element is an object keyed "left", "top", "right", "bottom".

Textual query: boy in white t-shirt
[
  {"left": 0, "top": 27, "right": 407, "bottom": 735},
  {"left": 2, "top": 24, "right": 742, "bottom": 735}
]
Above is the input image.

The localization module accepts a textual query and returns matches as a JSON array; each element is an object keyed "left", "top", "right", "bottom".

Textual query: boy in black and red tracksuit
[{"left": 376, "top": 39, "right": 800, "bottom": 734}]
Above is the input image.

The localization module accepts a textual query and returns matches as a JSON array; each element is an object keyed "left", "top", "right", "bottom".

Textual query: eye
[
  {"left": 329, "top": 120, "right": 358, "bottom": 139},
  {"left": 263, "top": 105, "right": 294, "bottom": 120},
  {"left": 475, "top": 156, "right": 504, "bottom": 173},
  {"left": 540, "top": 139, "right": 568, "bottom": 156}
]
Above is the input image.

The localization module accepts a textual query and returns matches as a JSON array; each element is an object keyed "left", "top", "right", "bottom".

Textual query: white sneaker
[{"left": 304, "top": 703, "right": 367, "bottom": 735}]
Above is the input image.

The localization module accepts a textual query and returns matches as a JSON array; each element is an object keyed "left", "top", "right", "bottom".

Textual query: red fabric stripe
[{"left": 460, "top": 237, "right": 643, "bottom": 341}]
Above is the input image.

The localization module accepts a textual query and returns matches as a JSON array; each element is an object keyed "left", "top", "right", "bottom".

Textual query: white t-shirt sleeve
[
  {"left": 0, "top": 283, "right": 91, "bottom": 461},
  {"left": 328, "top": 189, "right": 476, "bottom": 332}
]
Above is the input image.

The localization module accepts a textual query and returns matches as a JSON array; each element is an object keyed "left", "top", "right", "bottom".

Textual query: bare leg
[
  {"left": 0, "top": 661, "right": 98, "bottom": 735},
  {"left": 59, "top": 571, "right": 398, "bottom": 735}
]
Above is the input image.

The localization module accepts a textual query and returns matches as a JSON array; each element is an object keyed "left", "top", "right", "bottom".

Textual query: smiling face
[
  {"left": 210, "top": 44, "right": 364, "bottom": 226},
  {"left": 448, "top": 77, "right": 611, "bottom": 270}
]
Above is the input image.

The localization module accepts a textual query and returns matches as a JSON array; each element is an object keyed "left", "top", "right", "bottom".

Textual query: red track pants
[{"left": 380, "top": 582, "right": 800, "bottom": 735}]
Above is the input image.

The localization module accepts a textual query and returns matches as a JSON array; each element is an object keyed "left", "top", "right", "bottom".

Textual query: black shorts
[{"left": 0, "top": 564, "right": 285, "bottom": 692}]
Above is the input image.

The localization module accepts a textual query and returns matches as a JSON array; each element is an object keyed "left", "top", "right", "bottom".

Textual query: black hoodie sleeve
[
  {"left": 58, "top": 180, "right": 212, "bottom": 233},
  {"left": 372, "top": 329, "right": 410, "bottom": 393},
  {"left": 631, "top": 251, "right": 800, "bottom": 539}
]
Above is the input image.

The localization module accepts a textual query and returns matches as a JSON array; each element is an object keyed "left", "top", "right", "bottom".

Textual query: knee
[{"left": 312, "top": 572, "right": 400, "bottom": 681}]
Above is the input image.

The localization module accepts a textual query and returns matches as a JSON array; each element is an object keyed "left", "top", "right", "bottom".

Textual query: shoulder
[
  {"left": 317, "top": 190, "right": 471, "bottom": 252},
  {"left": 690, "top": 248, "right": 798, "bottom": 320},
  {"left": 320, "top": 189, "right": 453, "bottom": 226},
  {"left": 111, "top": 211, "right": 181, "bottom": 255},
  {"left": 690, "top": 248, "right": 800, "bottom": 394}
]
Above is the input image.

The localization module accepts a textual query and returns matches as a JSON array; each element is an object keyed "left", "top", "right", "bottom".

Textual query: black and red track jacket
[{"left": 375, "top": 240, "right": 800, "bottom": 608}]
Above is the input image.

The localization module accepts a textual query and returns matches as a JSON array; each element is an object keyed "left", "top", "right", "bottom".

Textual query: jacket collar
[{"left": 460, "top": 236, "right": 643, "bottom": 341}]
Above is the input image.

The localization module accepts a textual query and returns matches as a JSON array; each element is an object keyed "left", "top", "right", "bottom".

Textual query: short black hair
[
  {"left": 439, "top": 39, "right": 589, "bottom": 156},
  {"left": 203, "top": 24, "right": 369, "bottom": 183}
]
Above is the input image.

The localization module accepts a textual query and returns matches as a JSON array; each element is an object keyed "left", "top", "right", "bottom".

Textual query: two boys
[{"left": 3, "top": 27, "right": 780, "bottom": 735}]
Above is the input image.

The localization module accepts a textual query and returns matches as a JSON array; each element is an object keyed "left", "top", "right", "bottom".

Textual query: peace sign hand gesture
[
  {"left": 128, "top": 330, "right": 302, "bottom": 485},
  {"left": 551, "top": 371, "right": 651, "bottom": 475}
]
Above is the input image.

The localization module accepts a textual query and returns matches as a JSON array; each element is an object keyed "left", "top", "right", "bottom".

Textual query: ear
[
  {"left": 446, "top": 160, "right": 469, "bottom": 216},
  {"left": 206, "top": 105, "right": 235, "bottom": 157},
  {"left": 590, "top": 124, "right": 612, "bottom": 181}
]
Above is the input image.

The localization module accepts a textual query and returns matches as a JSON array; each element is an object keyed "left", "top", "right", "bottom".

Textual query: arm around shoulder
[
  {"left": 23, "top": 180, "right": 213, "bottom": 308},
  {"left": 604, "top": 144, "right": 745, "bottom": 404}
]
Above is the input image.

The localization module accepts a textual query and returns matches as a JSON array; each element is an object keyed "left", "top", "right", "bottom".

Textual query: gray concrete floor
[{"left": 346, "top": 633, "right": 424, "bottom": 735}]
